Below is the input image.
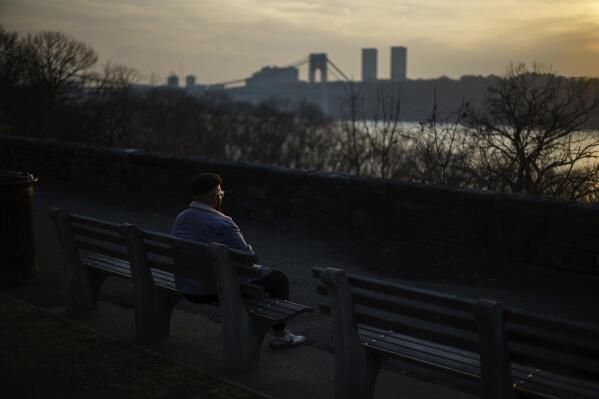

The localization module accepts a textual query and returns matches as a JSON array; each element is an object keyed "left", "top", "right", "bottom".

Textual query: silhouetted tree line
[{"left": 2, "top": 27, "right": 599, "bottom": 202}]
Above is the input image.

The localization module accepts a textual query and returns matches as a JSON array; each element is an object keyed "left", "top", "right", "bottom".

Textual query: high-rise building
[
  {"left": 185, "top": 75, "right": 196, "bottom": 88},
  {"left": 390, "top": 46, "right": 407, "bottom": 81},
  {"left": 167, "top": 74, "right": 179, "bottom": 88},
  {"left": 362, "top": 48, "right": 377, "bottom": 82}
]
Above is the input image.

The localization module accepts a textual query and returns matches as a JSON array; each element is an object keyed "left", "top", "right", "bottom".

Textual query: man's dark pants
[{"left": 184, "top": 269, "right": 289, "bottom": 332}]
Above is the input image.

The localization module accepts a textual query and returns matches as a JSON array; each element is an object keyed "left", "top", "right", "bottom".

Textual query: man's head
[{"left": 191, "top": 173, "right": 225, "bottom": 211}]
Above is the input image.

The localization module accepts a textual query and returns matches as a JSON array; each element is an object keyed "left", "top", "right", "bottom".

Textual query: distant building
[
  {"left": 245, "top": 66, "right": 299, "bottom": 88},
  {"left": 362, "top": 48, "right": 378, "bottom": 82},
  {"left": 167, "top": 74, "right": 179, "bottom": 88},
  {"left": 185, "top": 75, "right": 196, "bottom": 88},
  {"left": 390, "top": 46, "right": 407, "bottom": 81}
]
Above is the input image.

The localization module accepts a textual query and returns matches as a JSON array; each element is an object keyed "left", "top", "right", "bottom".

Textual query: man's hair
[{"left": 191, "top": 173, "right": 222, "bottom": 197}]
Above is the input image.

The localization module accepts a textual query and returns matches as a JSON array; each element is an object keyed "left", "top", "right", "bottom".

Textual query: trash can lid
[{"left": 0, "top": 170, "right": 38, "bottom": 186}]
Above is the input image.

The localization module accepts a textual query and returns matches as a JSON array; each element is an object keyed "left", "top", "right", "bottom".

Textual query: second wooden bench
[{"left": 313, "top": 266, "right": 599, "bottom": 399}]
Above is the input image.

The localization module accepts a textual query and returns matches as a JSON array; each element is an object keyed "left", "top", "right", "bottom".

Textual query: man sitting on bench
[{"left": 171, "top": 172, "right": 306, "bottom": 348}]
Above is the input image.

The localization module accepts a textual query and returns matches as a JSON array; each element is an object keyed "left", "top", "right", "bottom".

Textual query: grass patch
[{"left": 0, "top": 294, "right": 267, "bottom": 399}]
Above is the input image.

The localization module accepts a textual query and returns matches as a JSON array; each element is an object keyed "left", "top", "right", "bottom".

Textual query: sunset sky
[{"left": 2, "top": 0, "right": 598, "bottom": 84}]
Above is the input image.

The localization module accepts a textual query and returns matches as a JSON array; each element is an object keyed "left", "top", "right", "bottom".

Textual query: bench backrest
[
  {"left": 50, "top": 208, "right": 265, "bottom": 298},
  {"left": 313, "top": 267, "right": 479, "bottom": 353},
  {"left": 505, "top": 307, "right": 599, "bottom": 384},
  {"left": 315, "top": 266, "right": 599, "bottom": 397},
  {"left": 121, "top": 224, "right": 266, "bottom": 298},
  {"left": 49, "top": 208, "right": 128, "bottom": 264}
]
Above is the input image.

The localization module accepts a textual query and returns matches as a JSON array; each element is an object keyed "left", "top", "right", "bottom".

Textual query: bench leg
[
  {"left": 65, "top": 267, "right": 107, "bottom": 317},
  {"left": 135, "top": 291, "right": 180, "bottom": 344},
  {"left": 334, "top": 348, "right": 381, "bottom": 399},
  {"left": 475, "top": 299, "right": 515, "bottom": 399},
  {"left": 221, "top": 318, "right": 272, "bottom": 376},
  {"left": 320, "top": 267, "right": 382, "bottom": 399}
]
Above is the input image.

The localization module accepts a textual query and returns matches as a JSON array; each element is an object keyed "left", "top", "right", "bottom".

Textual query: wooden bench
[
  {"left": 313, "top": 267, "right": 599, "bottom": 399},
  {"left": 50, "top": 208, "right": 311, "bottom": 375}
]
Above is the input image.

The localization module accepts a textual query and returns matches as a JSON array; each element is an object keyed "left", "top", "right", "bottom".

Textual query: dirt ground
[{"left": 0, "top": 294, "right": 268, "bottom": 399}]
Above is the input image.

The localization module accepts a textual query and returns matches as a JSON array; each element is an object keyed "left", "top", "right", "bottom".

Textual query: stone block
[
  {"left": 427, "top": 226, "right": 458, "bottom": 242},
  {"left": 567, "top": 202, "right": 599, "bottom": 223},
  {"left": 529, "top": 245, "right": 594, "bottom": 272},
  {"left": 446, "top": 243, "right": 487, "bottom": 261},
  {"left": 246, "top": 185, "right": 268, "bottom": 200},
  {"left": 493, "top": 193, "right": 570, "bottom": 218},
  {"left": 444, "top": 187, "right": 495, "bottom": 208},
  {"left": 552, "top": 248, "right": 595, "bottom": 273},
  {"left": 384, "top": 223, "right": 428, "bottom": 243},
  {"left": 351, "top": 210, "right": 374, "bottom": 231},
  {"left": 546, "top": 230, "right": 579, "bottom": 248}
]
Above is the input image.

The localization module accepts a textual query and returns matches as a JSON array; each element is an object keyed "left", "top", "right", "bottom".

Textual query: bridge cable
[{"left": 326, "top": 59, "right": 352, "bottom": 82}]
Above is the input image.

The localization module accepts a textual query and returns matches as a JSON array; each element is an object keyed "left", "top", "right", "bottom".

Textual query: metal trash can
[{"left": 0, "top": 170, "right": 38, "bottom": 287}]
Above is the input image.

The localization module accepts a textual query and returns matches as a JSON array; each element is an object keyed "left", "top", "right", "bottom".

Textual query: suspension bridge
[{"left": 204, "top": 53, "right": 352, "bottom": 89}]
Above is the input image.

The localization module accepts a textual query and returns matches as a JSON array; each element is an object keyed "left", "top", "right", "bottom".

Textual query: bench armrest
[{"left": 228, "top": 248, "right": 259, "bottom": 265}]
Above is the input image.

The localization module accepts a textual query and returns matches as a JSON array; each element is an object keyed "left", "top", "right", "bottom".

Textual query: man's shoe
[{"left": 269, "top": 330, "right": 306, "bottom": 348}]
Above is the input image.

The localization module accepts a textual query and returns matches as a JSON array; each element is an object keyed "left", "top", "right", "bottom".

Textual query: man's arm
[
  {"left": 219, "top": 220, "right": 255, "bottom": 255},
  {"left": 220, "top": 219, "right": 266, "bottom": 274}
]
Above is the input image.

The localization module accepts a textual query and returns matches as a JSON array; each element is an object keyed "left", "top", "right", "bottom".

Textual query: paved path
[{"left": 6, "top": 179, "right": 599, "bottom": 398}]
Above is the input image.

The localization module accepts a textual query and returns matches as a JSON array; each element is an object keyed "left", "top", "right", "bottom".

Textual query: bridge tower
[{"left": 308, "top": 53, "right": 328, "bottom": 83}]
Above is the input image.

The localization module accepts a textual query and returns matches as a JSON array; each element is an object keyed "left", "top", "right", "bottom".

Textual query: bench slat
[
  {"left": 508, "top": 322, "right": 599, "bottom": 357},
  {"left": 247, "top": 305, "right": 291, "bottom": 320},
  {"left": 316, "top": 283, "right": 476, "bottom": 332},
  {"left": 512, "top": 367, "right": 599, "bottom": 399},
  {"left": 72, "top": 225, "right": 124, "bottom": 246},
  {"left": 360, "top": 332, "right": 481, "bottom": 379},
  {"left": 313, "top": 267, "right": 474, "bottom": 312},
  {"left": 510, "top": 342, "right": 599, "bottom": 379},
  {"left": 359, "top": 327, "right": 481, "bottom": 373},
  {"left": 359, "top": 324, "right": 480, "bottom": 363},
  {"left": 513, "top": 371, "right": 599, "bottom": 399},
  {"left": 319, "top": 303, "right": 479, "bottom": 353},
  {"left": 507, "top": 309, "right": 599, "bottom": 343},
  {"left": 147, "top": 256, "right": 261, "bottom": 280},
  {"left": 245, "top": 298, "right": 310, "bottom": 317},
  {"left": 87, "top": 253, "right": 130, "bottom": 271},
  {"left": 84, "top": 255, "right": 177, "bottom": 288},
  {"left": 84, "top": 259, "right": 131, "bottom": 279},
  {"left": 76, "top": 240, "right": 128, "bottom": 260},
  {"left": 69, "top": 213, "right": 120, "bottom": 230},
  {"left": 355, "top": 308, "right": 479, "bottom": 352},
  {"left": 247, "top": 297, "right": 311, "bottom": 321},
  {"left": 142, "top": 229, "right": 258, "bottom": 265},
  {"left": 143, "top": 241, "right": 176, "bottom": 259},
  {"left": 84, "top": 258, "right": 130, "bottom": 275},
  {"left": 266, "top": 298, "right": 312, "bottom": 313}
]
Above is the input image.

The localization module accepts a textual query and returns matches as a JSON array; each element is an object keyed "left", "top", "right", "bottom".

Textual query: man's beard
[{"left": 215, "top": 196, "right": 223, "bottom": 212}]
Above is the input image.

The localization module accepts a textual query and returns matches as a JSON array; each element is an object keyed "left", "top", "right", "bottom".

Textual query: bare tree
[
  {"left": 84, "top": 62, "right": 140, "bottom": 145},
  {"left": 0, "top": 26, "right": 23, "bottom": 132},
  {"left": 21, "top": 30, "right": 97, "bottom": 135},
  {"left": 336, "top": 82, "right": 371, "bottom": 175},
  {"left": 408, "top": 89, "right": 477, "bottom": 186},
  {"left": 22, "top": 31, "right": 97, "bottom": 96},
  {"left": 336, "top": 82, "right": 413, "bottom": 179},
  {"left": 466, "top": 62, "right": 599, "bottom": 200}
]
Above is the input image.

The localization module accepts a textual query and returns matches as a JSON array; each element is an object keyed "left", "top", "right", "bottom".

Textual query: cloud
[{"left": 1, "top": 0, "right": 598, "bottom": 82}]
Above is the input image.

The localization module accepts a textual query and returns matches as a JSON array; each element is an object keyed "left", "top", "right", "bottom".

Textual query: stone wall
[{"left": 2, "top": 134, "right": 598, "bottom": 275}]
